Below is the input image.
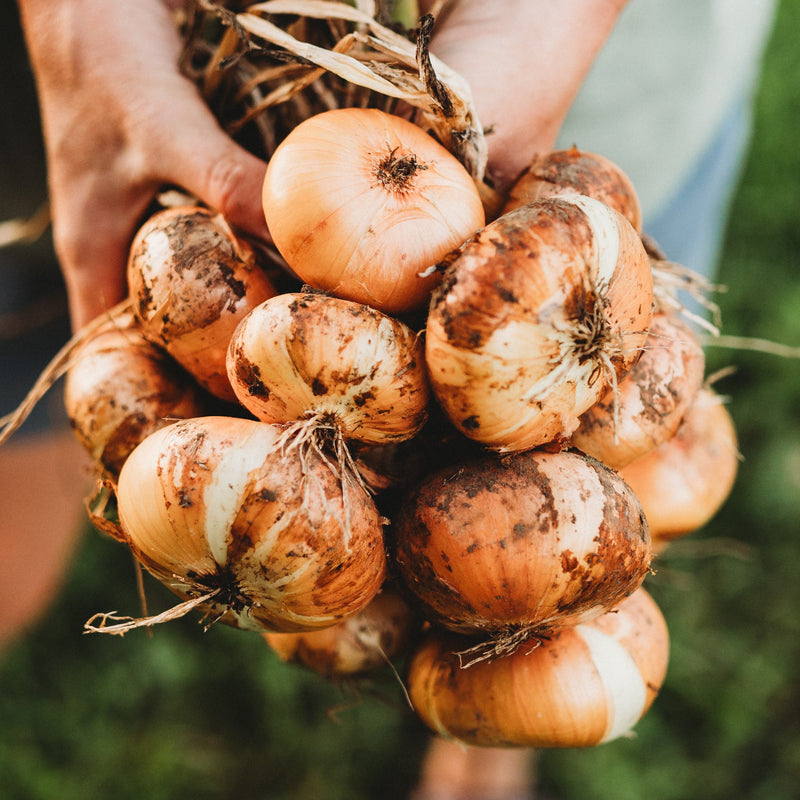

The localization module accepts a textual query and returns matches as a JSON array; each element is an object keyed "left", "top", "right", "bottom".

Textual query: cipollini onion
[
  {"left": 128, "top": 205, "right": 278, "bottom": 402},
  {"left": 64, "top": 311, "right": 208, "bottom": 478},
  {"left": 114, "top": 415, "right": 387, "bottom": 632},
  {"left": 620, "top": 388, "right": 739, "bottom": 545},
  {"left": 227, "top": 291, "right": 430, "bottom": 446},
  {"left": 263, "top": 586, "right": 418, "bottom": 677},
  {"left": 390, "top": 449, "right": 651, "bottom": 656},
  {"left": 571, "top": 312, "right": 706, "bottom": 470},
  {"left": 425, "top": 196, "right": 654, "bottom": 452},
  {"left": 503, "top": 146, "right": 643, "bottom": 233},
  {"left": 407, "top": 587, "right": 669, "bottom": 748},
  {"left": 261, "top": 108, "right": 485, "bottom": 314}
]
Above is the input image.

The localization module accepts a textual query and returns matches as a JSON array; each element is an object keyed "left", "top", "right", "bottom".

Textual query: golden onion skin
[
  {"left": 116, "top": 416, "right": 387, "bottom": 632},
  {"left": 128, "top": 206, "right": 277, "bottom": 402},
  {"left": 620, "top": 388, "right": 739, "bottom": 545},
  {"left": 227, "top": 292, "right": 430, "bottom": 445},
  {"left": 503, "top": 147, "right": 643, "bottom": 233},
  {"left": 390, "top": 449, "right": 651, "bottom": 637},
  {"left": 263, "top": 586, "right": 418, "bottom": 677},
  {"left": 425, "top": 196, "right": 653, "bottom": 453},
  {"left": 407, "top": 588, "right": 669, "bottom": 748},
  {"left": 262, "top": 108, "right": 485, "bottom": 314},
  {"left": 64, "top": 312, "right": 207, "bottom": 478},
  {"left": 571, "top": 312, "right": 706, "bottom": 470}
]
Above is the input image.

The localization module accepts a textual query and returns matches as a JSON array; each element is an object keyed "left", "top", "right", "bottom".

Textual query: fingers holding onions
[
  {"left": 425, "top": 196, "right": 654, "bottom": 452},
  {"left": 261, "top": 108, "right": 485, "bottom": 314},
  {"left": 115, "top": 416, "right": 387, "bottom": 632}
]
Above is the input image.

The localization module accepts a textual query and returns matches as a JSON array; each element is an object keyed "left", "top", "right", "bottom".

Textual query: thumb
[{"left": 155, "top": 99, "right": 270, "bottom": 242}]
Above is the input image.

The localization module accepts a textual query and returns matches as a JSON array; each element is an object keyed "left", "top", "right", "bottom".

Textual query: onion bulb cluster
[{"left": 61, "top": 105, "right": 740, "bottom": 752}]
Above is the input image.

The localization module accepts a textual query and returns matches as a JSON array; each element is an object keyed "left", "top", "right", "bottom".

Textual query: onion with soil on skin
[
  {"left": 620, "top": 387, "right": 740, "bottom": 547},
  {"left": 389, "top": 448, "right": 652, "bottom": 662},
  {"left": 425, "top": 195, "right": 654, "bottom": 453},
  {"left": 261, "top": 107, "right": 486, "bottom": 314},
  {"left": 227, "top": 291, "right": 431, "bottom": 449},
  {"left": 407, "top": 587, "right": 669, "bottom": 749},
  {"left": 64, "top": 311, "right": 208, "bottom": 479},
  {"left": 503, "top": 146, "right": 643, "bottom": 233},
  {"left": 571, "top": 312, "right": 706, "bottom": 470},
  {"left": 263, "top": 586, "right": 419, "bottom": 678},
  {"left": 127, "top": 205, "right": 278, "bottom": 403},
  {"left": 92, "top": 415, "right": 387, "bottom": 635}
]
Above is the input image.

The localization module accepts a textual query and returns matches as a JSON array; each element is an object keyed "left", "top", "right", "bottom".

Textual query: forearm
[{"left": 423, "top": 0, "right": 630, "bottom": 190}]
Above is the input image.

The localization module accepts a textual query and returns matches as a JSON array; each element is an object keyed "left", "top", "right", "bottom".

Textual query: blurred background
[{"left": 1, "top": 1, "right": 799, "bottom": 798}]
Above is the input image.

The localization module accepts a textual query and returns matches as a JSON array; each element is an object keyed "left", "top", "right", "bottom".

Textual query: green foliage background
[{"left": 2, "top": 1, "right": 799, "bottom": 798}]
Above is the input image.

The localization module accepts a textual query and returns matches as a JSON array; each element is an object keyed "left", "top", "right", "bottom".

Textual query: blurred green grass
[{"left": 2, "top": 1, "right": 800, "bottom": 798}]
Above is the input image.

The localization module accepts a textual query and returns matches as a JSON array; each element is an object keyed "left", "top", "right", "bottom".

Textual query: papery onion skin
[
  {"left": 407, "top": 588, "right": 669, "bottom": 749},
  {"left": 64, "top": 311, "right": 208, "bottom": 478},
  {"left": 390, "top": 449, "right": 651, "bottom": 637},
  {"left": 620, "top": 388, "right": 739, "bottom": 545},
  {"left": 227, "top": 292, "right": 430, "bottom": 445},
  {"left": 263, "top": 586, "right": 418, "bottom": 677},
  {"left": 571, "top": 312, "right": 706, "bottom": 470},
  {"left": 425, "top": 196, "right": 653, "bottom": 452},
  {"left": 503, "top": 146, "right": 643, "bottom": 233},
  {"left": 116, "top": 416, "right": 387, "bottom": 632},
  {"left": 128, "top": 205, "right": 278, "bottom": 402},
  {"left": 261, "top": 108, "right": 485, "bottom": 314}
]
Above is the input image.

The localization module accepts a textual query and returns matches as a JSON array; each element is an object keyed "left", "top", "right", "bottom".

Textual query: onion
[
  {"left": 425, "top": 196, "right": 654, "bottom": 452},
  {"left": 389, "top": 449, "right": 651, "bottom": 655},
  {"left": 263, "top": 586, "right": 418, "bottom": 677},
  {"left": 503, "top": 146, "right": 643, "bottom": 233},
  {"left": 407, "top": 587, "right": 669, "bottom": 748},
  {"left": 571, "top": 312, "right": 706, "bottom": 470},
  {"left": 620, "top": 388, "right": 739, "bottom": 545},
  {"left": 64, "top": 311, "right": 208, "bottom": 478},
  {"left": 114, "top": 415, "right": 387, "bottom": 632},
  {"left": 227, "top": 291, "right": 430, "bottom": 446},
  {"left": 128, "top": 205, "right": 278, "bottom": 402},
  {"left": 261, "top": 108, "right": 485, "bottom": 314}
]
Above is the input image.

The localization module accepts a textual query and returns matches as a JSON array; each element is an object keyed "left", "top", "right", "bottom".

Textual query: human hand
[
  {"left": 423, "top": 0, "right": 629, "bottom": 192},
  {"left": 18, "top": 0, "right": 269, "bottom": 331}
]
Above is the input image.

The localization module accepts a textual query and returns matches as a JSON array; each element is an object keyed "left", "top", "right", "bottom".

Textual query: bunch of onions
[
  {"left": 112, "top": 415, "right": 387, "bottom": 633},
  {"left": 503, "top": 146, "right": 643, "bottom": 234},
  {"left": 389, "top": 448, "right": 651, "bottom": 659},
  {"left": 425, "top": 195, "right": 654, "bottom": 452},
  {"left": 226, "top": 291, "right": 430, "bottom": 447},
  {"left": 261, "top": 108, "right": 486, "bottom": 314},
  {"left": 64, "top": 311, "right": 208, "bottom": 478},
  {"left": 128, "top": 205, "right": 278, "bottom": 402},
  {"left": 263, "top": 586, "right": 418, "bottom": 678},
  {"left": 620, "top": 388, "right": 740, "bottom": 546},
  {"left": 407, "top": 587, "right": 669, "bottom": 748},
  {"left": 571, "top": 312, "right": 706, "bottom": 470}
]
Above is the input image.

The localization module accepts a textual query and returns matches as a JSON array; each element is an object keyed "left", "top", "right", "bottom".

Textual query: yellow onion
[
  {"left": 261, "top": 108, "right": 485, "bottom": 314},
  {"left": 263, "top": 586, "right": 418, "bottom": 677},
  {"left": 115, "top": 415, "right": 387, "bottom": 632},
  {"left": 227, "top": 292, "right": 430, "bottom": 445},
  {"left": 128, "top": 205, "right": 278, "bottom": 402},
  {"left": 407, "top": 587, "right": 669, "bottom": 748},
  {"left": 390, "top": 449, "right": 651, "bottom": 649},
  {"left": 620, "top": 388, "right": 739, "bottom": 545},
  {"left": 503, "top": 146, "right": 643, "bottom": 232},
  {"left": 64, "top": 311, "right": 207, "bottom": 478},
  {"left": 571, "top": 313, "right": 706, "bottom": 470},
  {"left": 425, "top": 196, "right": 653, "bottom": 452}
]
